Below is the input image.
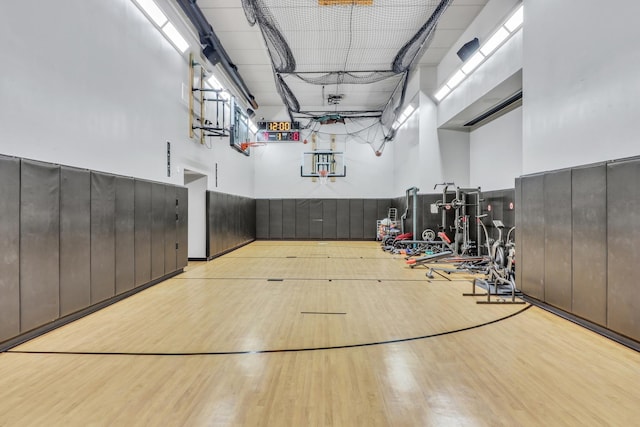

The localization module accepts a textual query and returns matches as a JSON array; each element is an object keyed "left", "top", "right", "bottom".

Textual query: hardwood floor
[{"left": 1, "top": 241, "right": 639, "bottom": 426}]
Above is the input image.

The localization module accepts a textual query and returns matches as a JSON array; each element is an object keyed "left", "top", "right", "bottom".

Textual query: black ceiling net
[{"left": 241, "top": 0, "right": 452, "bottom": 148}]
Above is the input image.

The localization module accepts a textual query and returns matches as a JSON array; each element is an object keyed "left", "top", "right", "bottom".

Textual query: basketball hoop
[
  {"left": 240, "top": 142, "right": 266, "bottom": 151},
  {"left": 318, "top": 169, "right": 329, "bottom": 185}
]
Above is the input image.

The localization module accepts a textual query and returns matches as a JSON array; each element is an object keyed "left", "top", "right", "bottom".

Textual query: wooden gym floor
[{"left": 1, "top": 241, "right": 639, "bottom": 426}]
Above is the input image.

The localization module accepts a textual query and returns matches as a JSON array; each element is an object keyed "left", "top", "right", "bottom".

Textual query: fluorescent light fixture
[
  {"left": 480, "top": 27, "right": 509, "bottom": 56},
  {"left": 207, "top": 75, "right": 222, "bottom": 90},
  {"left": 134, "top": 0, "right": 167, "bottom": 27},
  {"left": 434, "top": 3, "right": 523, "bottom": 103},
  {"left": 162, "top": 22, "right": 189, "bottom": 53},
  {"left": 434, "top": 85, "right": 451, "bottom": 101},
  {"left": 401, "top": 105, "right": 415, "bottom": 118},
  {"left": 392, "top": 121, "right": 400, "bottom": 130},
  {"left": 446, "top": 70, "right": 466, "bottom": 89},
  {"left": 249, "top": 121, "right": 258, "bottom": 134},
  {"left": 461, "top": 51, "right": 485, "bottom": 75},
  {"left": 505, "top": 5, "right": 524, "bottom": 32}
]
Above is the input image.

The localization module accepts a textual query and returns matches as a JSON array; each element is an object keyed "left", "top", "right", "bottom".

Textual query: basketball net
[
  {"left": 318, "top": 169, "right": 329, "bottom": 185},
  {"left": 240, "top": 142, "right": 266, "bottom": 151}
]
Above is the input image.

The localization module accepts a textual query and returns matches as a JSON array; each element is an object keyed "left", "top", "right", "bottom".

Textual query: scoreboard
[{"left": 256, "top": 121, "right": 300, "bottom": 142}]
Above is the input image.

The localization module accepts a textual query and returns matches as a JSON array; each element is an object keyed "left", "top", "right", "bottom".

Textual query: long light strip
[
  {"left": 134, "top": 0, "right": 168, "bottom": 26},
  {"left": 434, "top": 3, "right": 523, "bottom": 102},
  {"left": 162, "top": 22, "right": 189, "bottom": 53},
  {"left": 132, "top": 0, "right": 190, "bottom": 54},
  {"left": 393, "top": 104, "right": 418, "bottom": 130}
]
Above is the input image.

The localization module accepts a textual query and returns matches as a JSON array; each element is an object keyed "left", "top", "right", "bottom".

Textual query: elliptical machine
[{"left": 464, "top": 214, "right": 525, "bottom": 304}]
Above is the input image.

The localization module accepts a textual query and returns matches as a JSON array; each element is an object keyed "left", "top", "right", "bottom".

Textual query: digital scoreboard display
[{"left": 256, "top": 121, "right": 301, "bottom": 142}]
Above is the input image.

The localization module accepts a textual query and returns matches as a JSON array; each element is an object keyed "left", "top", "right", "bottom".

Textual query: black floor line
[
  {"left": 172, "top": 277, "right": 462, "bottom": 283},
  {"left": 6, "top": 305, "right": 531, "bottom": 357},
  {"left": 222, "top": 256, "right": 397, "bottom": 260}
]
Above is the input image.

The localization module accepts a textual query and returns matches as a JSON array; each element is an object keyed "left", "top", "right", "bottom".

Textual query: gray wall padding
[
  {"left": 520, "top": 174, "right": 545, "bottom": 300},
  {"left": 572, "top": 164, "right": 607, "bottom": 325},
  {"left": 134, "top": 180, "right": 152, "bottom": 286},
  {"left": 363, "top": 200, "right": 378, "bottom": 239},
  {"left": 90, "top": 172, "right": 116, "bottom": 304},
  {"left": 115, "top": 176, "right": 136, "bottom": 295},
  {"left": 309, "top": 199, "right": 323, "bottom": 239},
  {"left": 518, "top": 158, "right": 640, "bottom": 342},
  {"left": 20, "top": 160, "right": 60, "bottom": 332},
  {"left": 295, "top": 199, "right": 310, "bottom": 239},
  {"left": 206, "top": 191, "right": 256, "bottom": 258},
  {"left": 282, "top": 199, "right": 296, "bottom": 239},
  {"left": 269, "top": 199, "right": 283, "bottom": 239},
  {"left": 176, "top": 186, "right": 189, "bottom": 268},
  {"left": 336, "top": 199, "right": 350, "bottom": 239},
  {"left": 515, "top": 178, "right": 523, "bottom": 291},
  {"left": 543, "top": 170, "right": 573, "bottom": 312},
  {"left": 256, "top": 199, "right": 269, "bottom": 239},
  {"left": 0, "top": 154, "right": 188, "bottom": 346},
  {"left": 607, "top": 159, "right": 640, "bottom": 340},
  {"left": 0, "top": 156, "right": 21, "bottom": 341},
  {"left": 349, "top": 199, "right": 364, "bottom": 239},
  {"left": 150, "top": 183, "right": 165, "bottom": 280},
  {"left": 60, "top": 167, "right": 91, "bottom": 316},
  {"left": 164, "top": 186, "right": 177, "bottom": 273},
  {"left": 322, "top": 199, "right": 337, "bottom": 239}
]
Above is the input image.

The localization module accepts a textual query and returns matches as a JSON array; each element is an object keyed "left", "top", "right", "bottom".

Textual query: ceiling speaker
[{"left": 457, "top": 38, "right": 480, "bottom": 62}]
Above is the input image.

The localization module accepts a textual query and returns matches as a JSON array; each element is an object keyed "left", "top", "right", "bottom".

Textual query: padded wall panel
[
  {"left": 208, "top": 191, "right": 219, "bottom": 255},
  {"left": 543, "top": 170, "right": 573, "bottom": 312},
  {"left": 515, "top": 178, "right": 523, "bottom": 291},
  {"left": 282, "top": 199, "right": 296, "bottom": 239},
  {"left": 218, "top": 192, "right": 227, "bottom": 252},
  {"left": 115, "top": 177, "right": 135, "bottom": 295},
  {"left": 295, "top": 199, "right": 310, "bottom": 239},
  {"left": 256, "top": 199, "right": 270, "bottom": 239},
  {"left": 176, "top": 186, "right": 188, "bottom": 268},
  {"left": 520, "top": 175, "right": 545, "bottom": 300},
  {"left": 150, "top": 184, "right": 165, "bottom": 279},
  {"left": 363, "top": 199, "right": 378, "bottom": 240},
  {"left": 0, "top": 156, "right": 20, "bottom": 340},
  {"left": 607, "top": 159, "right": 640, "bottom": 340},
  {"left": 59, "top": 167, "right": 91, "bottom": 316},
  {"left": 248, "top": 198, "right": 256, "bottom": 241},
  {"left": 90, "top": 172, "right": 116, "bottom": 304},
  {"left": 310, "top": 199, "right": 323, "bottom": 239},
  {"left": 134, "top": 180, "right": 152, "bottom": 286},
  {"left": 503, "top": 189, "right": 516, "bottom": 230},
  {"left": 376, "top": 199, "right": 390, "bottom": 222},
  {"left": 572, "top": 164, "right": 607, "bottom": 325},
  {"left": 164, "top": 185, "right": 177, "bottom": 273},
  {"left": 220, "top": 193, "right": 230, "bottom": 250},
  {"left": 269, "top": 199, "right": 283, "bottom": 239},
  {"left": 349, "top": 199, "right": 364, "bottom": 239},
  {"left": 336, "top": 199, "right": 350, "bottom": 239},
  {"left": 20, "top": 160, "right": 60, "bottom": 332},
  {"left": 322, "top": 199, "right": 337, "bottom": 239}
]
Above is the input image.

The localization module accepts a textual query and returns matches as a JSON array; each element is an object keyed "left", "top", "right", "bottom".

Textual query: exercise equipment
[
  {"left": 432, "top": 183, "right": 483, "bottom": 256},
  {"left": 464, "top": 215, "right": 525, "bottom": 304}
]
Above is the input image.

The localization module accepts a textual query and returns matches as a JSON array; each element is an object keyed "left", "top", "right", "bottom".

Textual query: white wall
[
  {"left": 470, "top": 106, "right": 522, "bottom": 190},
  {"left": 0, "top": 0, "right": 254, "bottom": 196},
  {"left": 438, "top": 130, "right": 470, "bottom": 188},
  {"left": 392, "top": 107, "right": 421, "bottom": 195},
  {"left": 523, "top": 0, "right": 640, "bottom": 174},
  {"left": 253, "top": 131, "right": 395, "bottom": 199}
]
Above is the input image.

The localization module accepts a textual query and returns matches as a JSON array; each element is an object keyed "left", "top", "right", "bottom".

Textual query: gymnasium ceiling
[{"left": 197, "top": 1, "right": 487, "bottom": 106}]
